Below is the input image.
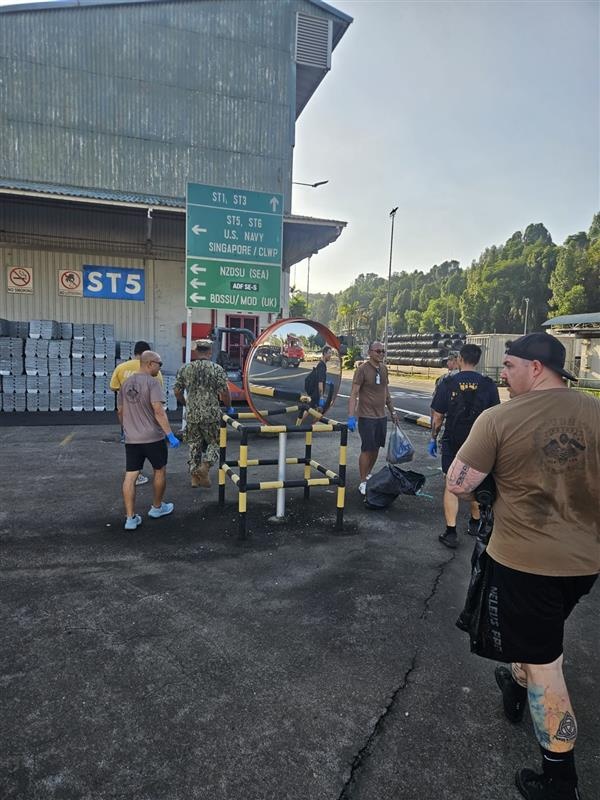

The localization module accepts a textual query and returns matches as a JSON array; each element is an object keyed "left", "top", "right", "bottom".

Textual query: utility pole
[
  {"left": 305, "top": 255, "right": 311, "bottom": 314},
  {"left": 383, "top": 207, "right": 398, "bottom": 349},
  {"left": 523, "top": 297, "right": 530, "bottom": 334}
]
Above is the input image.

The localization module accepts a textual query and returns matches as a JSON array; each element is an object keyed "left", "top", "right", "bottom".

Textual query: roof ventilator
[{"left": 295, "top": 13, "right": 332, "bottom": 70}]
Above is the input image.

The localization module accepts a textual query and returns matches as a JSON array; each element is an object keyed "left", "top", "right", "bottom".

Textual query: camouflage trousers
[{"left": 184, "top": 419, "right": 220, "bottom": 473}]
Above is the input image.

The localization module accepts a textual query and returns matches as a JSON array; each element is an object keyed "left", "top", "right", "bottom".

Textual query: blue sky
[
  {"left": 292, "top": 0, "right": 599, "bottom": 294},
  {"left": 3, "top": 0, "right": 598, "bottom": 297}
]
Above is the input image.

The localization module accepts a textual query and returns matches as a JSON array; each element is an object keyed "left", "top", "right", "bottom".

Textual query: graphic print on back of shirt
[
  {"left": 536, "top": 418, "right": 587, "bottom": 474},
  {"left": 125, "top": 381, "right": 141, "bottom": 404}
]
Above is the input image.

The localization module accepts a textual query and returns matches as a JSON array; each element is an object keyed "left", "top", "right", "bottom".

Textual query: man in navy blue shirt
[{"left": 429, "top": 343, "right": 500, "bottom": 548}]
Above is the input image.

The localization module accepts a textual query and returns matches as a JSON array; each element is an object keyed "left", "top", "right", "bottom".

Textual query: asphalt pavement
[{"left": 1, "top": 382, "right": 597, "bottom": 800}]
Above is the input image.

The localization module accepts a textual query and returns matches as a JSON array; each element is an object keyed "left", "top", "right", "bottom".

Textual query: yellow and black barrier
[{"left": 219, "top": 410, "right": 348, "bottom": 539}]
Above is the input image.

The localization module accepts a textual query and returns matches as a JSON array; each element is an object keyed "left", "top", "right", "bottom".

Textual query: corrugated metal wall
[
  {"left": 1, "top": 196, "right": 185, "bottom": 260},
  {"left": 0, "top": 247, "right": 156, "bottom": 344},
  {"left": 1, "top": 0, "right": 295, "bottom": 202},
  {"left": 0, "top": 0, "right": 344, "bottom": 375}
]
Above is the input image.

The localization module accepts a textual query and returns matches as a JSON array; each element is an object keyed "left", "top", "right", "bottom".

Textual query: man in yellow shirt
[
  {"left": 110, "top": 340, "right": 164, "bottom": 392},
  {"left": 110, "top": 340, "right": 164, "bottom": 486}
]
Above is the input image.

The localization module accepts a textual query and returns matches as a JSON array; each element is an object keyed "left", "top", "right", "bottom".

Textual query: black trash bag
[
  {"left": 455, "top": 516, "right": 492, "bottom": 635},
  {"left": 455, "top": 475, "right": 509, "bottom": 661},
  {"left": 364, "top": 464, "right": 426, "bottom": 510}
]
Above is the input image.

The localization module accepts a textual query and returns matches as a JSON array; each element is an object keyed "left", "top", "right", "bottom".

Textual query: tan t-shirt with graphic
[
  {"left": 458, "top": 388, "right": 600, "bottom": 577},
  {"left": 352, "top": 361, "right": 392, "bottom": 418},
  {"left": 118, "top": 373, "right": 165, "bottom": 444}
]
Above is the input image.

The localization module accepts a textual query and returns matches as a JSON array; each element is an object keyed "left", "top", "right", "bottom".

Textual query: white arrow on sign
[
  {"left": 189, "top": 264, "right": 206, "bottom": 274},
  {"left": 269, "top": 197, "right": 279, "bottom": 212},
  {"left": 190, "top": 278, "right": 206, "bottom": 289},
  {"left": 192, "top": 224, "right": 208, "bottom": 235},
  {"left": 189, "top": 292, "right": 206, "bottom": 303}
]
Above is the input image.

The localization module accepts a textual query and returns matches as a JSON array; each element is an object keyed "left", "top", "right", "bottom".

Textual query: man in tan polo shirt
[
  {"left": 446, "top": 332, "right": 599, "bottom": 800},
  {"left": 347, "top": 340, "right": 398, "bottom": 495}
]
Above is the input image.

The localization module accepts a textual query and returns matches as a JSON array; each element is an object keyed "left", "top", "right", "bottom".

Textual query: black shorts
[
  {"left": 485, "top": 556, "right": 597, "bottom": 664},
  {"left": 441, "top": 441, "right": 457, "bottom": 474},
  {"left": 125, "top": 439, "right": 168, "bottom": 472},
  {"left": 358, "top": 417, "right": 387, "bottom": 452}
]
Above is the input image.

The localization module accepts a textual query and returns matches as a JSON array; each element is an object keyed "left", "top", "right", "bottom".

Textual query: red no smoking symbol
[
  {"left": 10, "top": 267, "right": 31, "bottom": 287},
  {"left": 60, "top": 271, "right": 81, "bottom": 290}
]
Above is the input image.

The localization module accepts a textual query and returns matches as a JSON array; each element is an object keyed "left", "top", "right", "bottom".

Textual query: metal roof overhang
[
  {"left": 543, "top": 313, "right": 600, "bottom": 335},
  {"left": 0, "top": 182, "right": 346, "bottom": 269}
]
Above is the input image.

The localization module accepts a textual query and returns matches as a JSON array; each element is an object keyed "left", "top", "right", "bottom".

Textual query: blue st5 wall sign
[{"left": 83, "top": 266, "right": 145, "bottom": 301}]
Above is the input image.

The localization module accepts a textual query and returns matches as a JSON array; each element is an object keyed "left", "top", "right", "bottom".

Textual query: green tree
[
  {"left": 310, "top": 292, "right": 337, "bottom": 327},
  {"left": 289, "top": 288, "right": 308, "bottom": 318},
  {"left": 588, "top": 212, "right": 600, "bottom": 242},
  {"left": 523, "top": 223, "right": 553, "bottom": 246},
  {"left": 405, "top": 309, "right": 422, "bottom": 332},
  {"left": 549, "top": 230, "right": 600, "bottom": 314}
]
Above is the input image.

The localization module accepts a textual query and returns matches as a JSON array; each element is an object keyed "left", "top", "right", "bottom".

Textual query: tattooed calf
[{"left": 555, "top": 711, "right": 578, "bottom": 742}]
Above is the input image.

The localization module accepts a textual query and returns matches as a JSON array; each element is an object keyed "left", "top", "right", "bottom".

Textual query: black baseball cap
[{"left": 505, "top": 333, "right": 577, "bottom": 381}]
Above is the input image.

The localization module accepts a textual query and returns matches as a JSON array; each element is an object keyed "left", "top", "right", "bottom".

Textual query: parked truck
[{"left": 256, "top": 334, "right": 305, "bottom": 368}]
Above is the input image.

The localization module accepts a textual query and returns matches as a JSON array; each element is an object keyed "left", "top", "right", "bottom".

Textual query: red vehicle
[{"left": 254, "top": 334, "right": 304, "bottom": 368}]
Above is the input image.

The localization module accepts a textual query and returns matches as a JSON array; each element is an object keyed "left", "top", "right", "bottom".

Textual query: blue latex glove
[
  {"left": 318, "top": 397, "right": 326, "bottom": 409},
  {"left": 167, "top": 432, "right": 180, "bottom": 448},
  {"left": 347, "top": 416, "right": 357, "bottom": 432},
  {"left": 226, "top": 406, "right": 235, "bottom": 416},
  {"left": 427, "top": 439, "right": 438, "bottom": 457}
]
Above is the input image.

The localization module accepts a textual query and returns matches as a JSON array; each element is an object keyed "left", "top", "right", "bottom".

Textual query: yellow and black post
[
  {"left": 303, "top": 429, "right": 312, "bottom": 499},
  {"left": 219, "top": 416, "right": 228, "bottom": 505},
  {"left": 336, "top": 423, "right": 348, "bottom": 531},
  {"left": 239, "top": 427, "right": 249, "bottom": 539}
]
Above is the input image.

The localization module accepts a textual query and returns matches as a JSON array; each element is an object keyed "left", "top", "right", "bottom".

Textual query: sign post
[{"left": 185, "top": 183, "right": 283, "bottom": 312}]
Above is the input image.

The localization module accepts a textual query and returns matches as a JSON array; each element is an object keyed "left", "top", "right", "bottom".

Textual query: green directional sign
[{"left": 185, "top": 182, "right": 283, "bottom": 311}]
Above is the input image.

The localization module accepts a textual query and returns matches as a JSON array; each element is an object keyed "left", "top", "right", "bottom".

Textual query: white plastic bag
[{"left": 386, "top": 423, "right": 415, "bottom": 464}]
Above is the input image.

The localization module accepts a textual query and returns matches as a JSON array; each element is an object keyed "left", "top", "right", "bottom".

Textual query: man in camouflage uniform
[{"left": 173, "top": 339, "right": 231, "bottom": 488}]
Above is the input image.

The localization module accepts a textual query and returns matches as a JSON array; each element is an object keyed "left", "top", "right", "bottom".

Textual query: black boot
[
  {"left": 516, "top": 769, "right": 581, "bottom": 799},
  {"left": 495, "top": 665, "right": 527, "bottom": 723}
]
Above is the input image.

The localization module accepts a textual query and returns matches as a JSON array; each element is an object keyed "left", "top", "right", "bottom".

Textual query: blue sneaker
[
  {"left": 124, "top": 514, "right": 142, "bottom": 530},
  {"left": 148, "top": 502, "right": 174, "bottom": 519}
]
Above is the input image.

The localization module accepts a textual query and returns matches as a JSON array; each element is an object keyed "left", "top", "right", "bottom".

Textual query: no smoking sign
[
  {"left": 58, "top": 269, "right": 83, "bottom": 297},
  {"left": 7, "top": 266, "right": 33, "bottom": 294}
]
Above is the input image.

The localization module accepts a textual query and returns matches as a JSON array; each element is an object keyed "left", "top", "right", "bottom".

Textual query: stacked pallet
[{"left": 0, "top": 318, "right": 161, "bottom": 413}]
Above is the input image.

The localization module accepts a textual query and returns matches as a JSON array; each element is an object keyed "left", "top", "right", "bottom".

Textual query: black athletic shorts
[
  {"left": 485, "top": 556, "right": 597, "bottom": 664},
  {"left": 125, "top": 439, "right": 168, "bottom": 472},
  {"left": 441, "top": 440, "right": 457, "bottom": 474},
  {"left": 358, "top": 416, "right": 387, "bottom": 452}
]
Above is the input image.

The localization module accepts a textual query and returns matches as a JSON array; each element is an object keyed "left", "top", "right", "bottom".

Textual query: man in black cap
[
  {"left": 430, "top": 343, "right": 500, "bottom": 546},
  {"left": 445, "top": 332, "right": 599, "bottom": 800}
]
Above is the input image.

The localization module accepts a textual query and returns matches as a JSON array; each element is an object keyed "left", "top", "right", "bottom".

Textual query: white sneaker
[
  {"left": 148, "top": 501, "right": 174, "bottom": 519},
  {"left": 135, "top": 474, "right": 149, "bottom": 486},
  {"left": 124, "top": 514, "right": 142, "bottom": 531},
  {"left": 358, "top": 481, "right": 367, "bottom": 495},
  {"left": 366, "top": 473, "right": 372, "bottom": 480}
]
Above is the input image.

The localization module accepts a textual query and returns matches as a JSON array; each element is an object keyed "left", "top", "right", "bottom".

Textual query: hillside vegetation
[{"left": 291, "top": 213, "right": 600, "bottom": 339}]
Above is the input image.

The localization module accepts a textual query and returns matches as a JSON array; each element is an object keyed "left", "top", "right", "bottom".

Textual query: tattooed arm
[
  {"left": 446, "top": 457, "right": 488, "bottom": 499},
  {"left": 430, "top": 410, "right": 444, "bottom": 440}
]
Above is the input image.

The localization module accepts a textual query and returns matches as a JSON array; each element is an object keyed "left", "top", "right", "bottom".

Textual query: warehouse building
[{"left": 0, "top": 0, "right": 350, "bottom": 376}]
